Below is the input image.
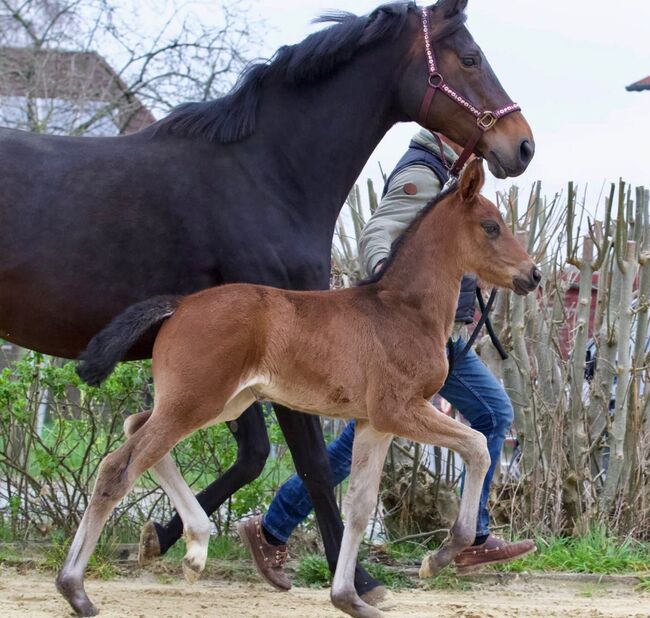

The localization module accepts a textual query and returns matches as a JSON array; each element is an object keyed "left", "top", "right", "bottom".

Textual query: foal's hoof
[
  {"left": 418, "top": 552, "right": 442, "bottom": 579},
  {"left": 331, "top": 589, "right": 383, "bottom": 618},
  {"left": 56, "top": 572, "right": 98, "bottom": 617},
  {"left": 182, "top": 556, "right": 203, "bottom": 584},
  {"left": 138, "top": 521, "right": 162, "bottom": 566}
]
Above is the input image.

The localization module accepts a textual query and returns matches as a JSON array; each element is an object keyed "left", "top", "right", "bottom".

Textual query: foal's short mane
[
  {"left": 358, "top": 180, "right": 458, "bottom": 287},
  {"left": 155, "top": 2, "right": 465, "bottom": 144}
]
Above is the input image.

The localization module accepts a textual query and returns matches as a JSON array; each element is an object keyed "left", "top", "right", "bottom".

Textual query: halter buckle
[
  {"left": 477, "top": 111, "right": 497, "bottom": 131},
  {"left": 428, "top": 73, "right": 443, "bottom": 88}
]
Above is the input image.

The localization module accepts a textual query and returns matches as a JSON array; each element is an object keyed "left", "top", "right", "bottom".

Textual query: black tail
[{"left": 77, "top": 295, "right": 182, "bottom": 387}]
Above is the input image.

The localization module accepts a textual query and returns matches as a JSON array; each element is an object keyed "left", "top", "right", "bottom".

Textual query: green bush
[{"left": 0, "top": 351, "right": 292, "bottom": 542}]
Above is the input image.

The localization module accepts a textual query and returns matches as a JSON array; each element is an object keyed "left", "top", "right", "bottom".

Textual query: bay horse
[
  {"left": 0, "top": 0, "right": 534, "bottom": 599},
  {"left": 60, "top": 159, "right": 540, "bottom": 618}
]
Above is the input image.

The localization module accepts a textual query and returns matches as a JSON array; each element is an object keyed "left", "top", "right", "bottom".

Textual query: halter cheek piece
[{"left": 418, "top": 7, "right": 521, "bottom": 181}]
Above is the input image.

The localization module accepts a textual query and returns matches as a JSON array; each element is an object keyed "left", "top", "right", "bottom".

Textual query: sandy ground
[{"left": 2, "top": 569, "right": 649, "bottom": 618}]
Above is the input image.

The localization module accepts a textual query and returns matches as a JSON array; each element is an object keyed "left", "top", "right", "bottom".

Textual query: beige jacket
[{"left": 359, "top": 129, "right": 458, "bottom": 276}]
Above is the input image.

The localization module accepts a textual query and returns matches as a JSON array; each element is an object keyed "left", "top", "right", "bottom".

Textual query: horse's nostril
[
  {"left": 531, "top": 266, "right": 542, "bottom": 285},
  {"left": 519, "top": 139, "right": 534, "bottom": 166}
]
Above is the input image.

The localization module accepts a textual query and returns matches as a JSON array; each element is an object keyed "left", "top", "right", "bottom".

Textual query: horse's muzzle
[{"left": 512, "top": 266, "right": 541, "bottom": 296}]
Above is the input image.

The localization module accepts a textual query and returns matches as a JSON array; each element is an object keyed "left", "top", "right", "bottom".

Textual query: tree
[{"left": 0, "top": 0, "right": 259, "bottom": 135}]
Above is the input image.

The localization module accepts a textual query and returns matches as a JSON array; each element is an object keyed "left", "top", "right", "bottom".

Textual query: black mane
[
  {"left": 358, "top": 179, "right": 458, "bottom": 286},
  {"left": 156, "top": 2, "right": 418, "bottom": 144}
]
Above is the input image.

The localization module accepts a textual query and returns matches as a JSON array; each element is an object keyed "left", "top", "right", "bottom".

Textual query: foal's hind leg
[
  {"left": 139, "top": 402, "right": 270, "bottom": 563},
  {"left": 123, "top": 411, "right": 211, "bottom": 582},
  {"left": 56, "top": 415, "right": 180, "bottom": 616},
  {"left": 330, "top": 420, "right": 392, "bottom": 618}
]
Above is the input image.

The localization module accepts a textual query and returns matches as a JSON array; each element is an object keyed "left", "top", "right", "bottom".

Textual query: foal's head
[{"left": 444, "top": 159, "right": 541, "bottom": 295}]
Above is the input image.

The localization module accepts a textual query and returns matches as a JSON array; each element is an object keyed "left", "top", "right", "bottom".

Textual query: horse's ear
[
  {"left": 458, "top": 158, "right": 484, "bottom": 203},
  {"left": 434, "top": 0, "right": 468, "bottom": 19}
]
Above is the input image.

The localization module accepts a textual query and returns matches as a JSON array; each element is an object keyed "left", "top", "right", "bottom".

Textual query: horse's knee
[
  {"left": 468, "top": 432, "right": 490, "bottom": 474},
  {"left": 234, "top": 439, "right": 270, "bottom": 482}
]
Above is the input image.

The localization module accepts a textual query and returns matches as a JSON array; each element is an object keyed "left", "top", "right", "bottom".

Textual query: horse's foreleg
[
  {"left": 379, "top": 399, "right": 490, "bottom": 577},
  {"left": 330, "top": 421, "right": 391, "bottom": 618},
  {"left": 273, "top": 406, "right": 384, "bottom": 600},
  {"left": 138, "top": 403, "right": 270, "bottom": 563},
  {"left": 56, "top": 417, "right": 178, "bottom": 617}
]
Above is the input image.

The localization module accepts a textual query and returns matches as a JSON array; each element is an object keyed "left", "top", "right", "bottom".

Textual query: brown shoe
[
  {"left": 237, "top": 515, "right": 291, "bottom": 591},
  {"left": 454, "top": 535, "right": 536, "bottom": 574}
]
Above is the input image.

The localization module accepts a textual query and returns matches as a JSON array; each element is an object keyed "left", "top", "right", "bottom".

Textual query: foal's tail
[{"left": 77, "top": 295, "right": 182, "bottom": 387}]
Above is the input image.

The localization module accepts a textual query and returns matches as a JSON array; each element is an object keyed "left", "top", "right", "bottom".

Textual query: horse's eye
[
  {"left": 481, "top": 221, "right": 500, "bottom": 238},
  {"left": 461, "top": 56, "right": 477, "bottom": 68}
]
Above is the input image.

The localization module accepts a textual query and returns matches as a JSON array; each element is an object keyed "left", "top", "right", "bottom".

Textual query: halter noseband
[{"left": 418, "top": 7, "right": 521, "bottom": 180}]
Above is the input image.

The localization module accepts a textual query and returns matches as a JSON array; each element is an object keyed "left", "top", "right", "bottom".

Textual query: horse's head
[
  {"left": 396, "top": 0, "right": 534, "bottom": 178},
  {"left": 445, "top": 159, "right": 540, "bottom": 295}
]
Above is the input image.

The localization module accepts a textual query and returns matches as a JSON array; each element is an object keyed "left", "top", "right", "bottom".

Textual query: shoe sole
[
  {"left": 455, "top": 545, "right": 537, "bottom": 575},
  {"left": 236, "top": 520, "right": 291, "bottom": 592}
]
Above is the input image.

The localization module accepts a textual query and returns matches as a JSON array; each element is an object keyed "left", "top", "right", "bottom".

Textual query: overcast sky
[{"left": 239, "top": 0, "right": 649, "bottom": 212}]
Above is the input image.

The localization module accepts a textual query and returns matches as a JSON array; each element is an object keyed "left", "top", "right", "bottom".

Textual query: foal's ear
[{"left": 458, "top": 158, "right": 484, "bottom": 203}]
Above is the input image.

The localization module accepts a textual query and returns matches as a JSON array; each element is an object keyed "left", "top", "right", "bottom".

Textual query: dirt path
[{"left": 2, "top": 569, "right": 649, "bottom": 617}]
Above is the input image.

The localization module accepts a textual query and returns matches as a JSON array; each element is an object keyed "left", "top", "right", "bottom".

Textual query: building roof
[
  {"left": 626, "top": 75, "right": 650, "bottom": 92},
  {"left": 0, "top": 47, "right": 155, "bottom": 133}
]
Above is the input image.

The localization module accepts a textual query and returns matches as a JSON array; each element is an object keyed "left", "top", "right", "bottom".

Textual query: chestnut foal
[{"left": 58, "top": 159, "right": 539, "bottom": 618}]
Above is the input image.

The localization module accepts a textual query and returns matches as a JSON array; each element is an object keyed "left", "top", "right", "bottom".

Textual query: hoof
[
  {"left": 138, "top": 521, "right": 162, "bottom": 566},
  {"left": 418, "top": 553, "right": 441, "bottom": 579},
  {"left": 56, "top": 572, "right": 98, "bottom": 617},
  {"left": 360, "top": 586, "right": 395, "bottom": 611},
  {"left": 182, "top": 556, "right": 203, "bottom": 584},
  {"left": 331, "top": 589, "right": 383, "bottom": 618}
]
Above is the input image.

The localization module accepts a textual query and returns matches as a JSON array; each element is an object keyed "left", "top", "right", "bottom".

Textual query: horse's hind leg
[
  {"left": 330, "top": 420, "right": 392, "bottom": 618},
  {"left": 139, "top": 402, "right": 270, "bottom": 563},
  {"left": 56, "top": 415, "right": 179, "bottom": 617},
  {"left": 123, "top": 411, "right": 212, "bottom": 581}
]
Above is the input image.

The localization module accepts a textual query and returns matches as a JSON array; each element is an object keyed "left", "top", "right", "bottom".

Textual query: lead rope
[{"left": 447, "top": 288, "right": 508, "bottom": 377}]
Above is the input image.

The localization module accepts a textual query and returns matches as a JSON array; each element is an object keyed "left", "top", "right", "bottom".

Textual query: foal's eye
[
  {"left": 461, "top": 56, "right": 477, "bottom": 68},
  {"left": 481, "top": 221, "right": 500, "bottom": 238}
]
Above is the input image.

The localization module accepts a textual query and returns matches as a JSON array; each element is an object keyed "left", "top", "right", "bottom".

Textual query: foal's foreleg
[
  {"left": 375, "top": 399, "right": 490, "bottom": 577},
  {"left": 330, "top": 421, "right": 392, "bottom": 618},
  {"left": 56, "top": 418, "right": 178, "bottom": 617},
  {"left": 273, "top": 406, "right": 383, "bottom": 600}
]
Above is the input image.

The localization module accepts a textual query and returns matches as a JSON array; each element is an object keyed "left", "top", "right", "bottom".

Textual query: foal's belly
[{"left": 254, "top": 379, "right": 367, "bottom": 421}]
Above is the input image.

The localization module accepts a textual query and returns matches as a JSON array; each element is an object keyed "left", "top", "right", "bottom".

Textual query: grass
[
  {"left": 294, "top": 553, "right": 414, "bottom": 590},
  {"left": 162, "top": 533, "right": 249, "bottom": 563},
  {"left": 295, "top": 527, "right": 650, "bottom": 591},
  {"left": 493, "top": 528, "right": 650, "bottom": 575},
  {"left": 0, "top": 545, "right": 23, "bottom": 563},
  {"left": 41, "top": 533, "right": 118, "bottom": 580}
]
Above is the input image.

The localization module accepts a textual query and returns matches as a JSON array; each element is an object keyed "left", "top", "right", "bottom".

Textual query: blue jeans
[{"left": 262, "top": 337, "right": 513, "bottom": 542}]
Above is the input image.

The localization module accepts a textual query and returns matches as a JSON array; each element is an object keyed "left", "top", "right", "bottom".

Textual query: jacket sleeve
[{"left": 359, "top": 165, "right": 443, "bottom": 276}]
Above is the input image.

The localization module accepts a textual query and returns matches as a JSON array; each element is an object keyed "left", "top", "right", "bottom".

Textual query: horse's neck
[
  {"left": 377, "top": 207, "right": 464, "bottom": 338},
  {"left": 253, "top": 46, "right": 403, "bottom": 214}
]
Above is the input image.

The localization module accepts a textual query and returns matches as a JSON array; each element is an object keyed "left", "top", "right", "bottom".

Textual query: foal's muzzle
[{"left": 512, "top": 266, "right": 541, "bottom": 296}]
